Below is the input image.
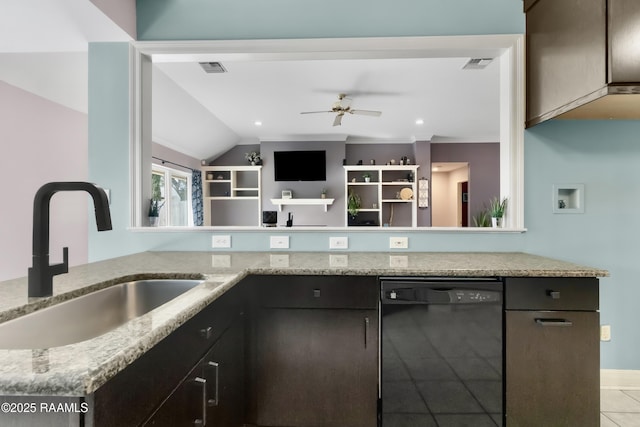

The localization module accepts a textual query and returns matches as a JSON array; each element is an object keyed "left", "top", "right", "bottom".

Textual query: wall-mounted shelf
[
  {"left": 552, "top": 184, "right": 584, "bottom": 214},
  {"left": 270, "top": 198, "right": 335, "bottom": 212}
]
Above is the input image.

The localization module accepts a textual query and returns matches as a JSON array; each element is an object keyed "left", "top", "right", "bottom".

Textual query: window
[{"left": 151, "top": 164, "right": 193, "bottom": 226}]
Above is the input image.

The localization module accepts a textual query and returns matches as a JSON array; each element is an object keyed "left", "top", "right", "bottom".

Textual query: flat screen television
[{"left": 274, "top": 150, "right": 326, "bottom": 181}]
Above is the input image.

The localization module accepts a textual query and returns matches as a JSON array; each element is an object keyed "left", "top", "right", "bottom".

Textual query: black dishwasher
[{"left": 380, "top": 277, "right": 503, "bottom": 427}]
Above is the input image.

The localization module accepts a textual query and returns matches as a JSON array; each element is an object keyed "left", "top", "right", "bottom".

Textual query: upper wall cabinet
[{"left": 525, "top": 0, "right": 640, "bottom": 127}]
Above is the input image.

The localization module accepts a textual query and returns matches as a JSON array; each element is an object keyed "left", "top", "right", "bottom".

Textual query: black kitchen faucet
[{"left": 28, "top": 182, "right": 112, "bottom": 298}]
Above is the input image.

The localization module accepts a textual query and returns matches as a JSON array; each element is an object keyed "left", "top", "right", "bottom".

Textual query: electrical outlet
[
  {"left": 212, "top": 235, "right": 231, "bottom": 248},
  {"left": 389, "top": 255, "right": 409, "bottom": 268},
  {"left": 270, "top": 236, "right": 289, "bottom": 249},
  {"left": 600, "top": 324, "right": 611, "bottom": 342},
  {"left": 389, "top": 237, "right": 409, "bottom": 249},
  {"left": 329, "top": 237, "right": 348, "bottom": 249}
]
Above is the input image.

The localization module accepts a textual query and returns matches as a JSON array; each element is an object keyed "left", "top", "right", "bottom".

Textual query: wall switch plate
[
  {"left": 389, "top": 237, "right": 409, "bottom": 249},
  {"left": 270, "top": 236, "right": 289, "bottom": 249},
  {"left": 329, "top": 237, "right": 348, "bottom": 249},
  {"left": 600, "top": 324, "right": 611, "bottom": 342},
  {"left": 212, "top": 235, "right": 231, "bottom": 248}
]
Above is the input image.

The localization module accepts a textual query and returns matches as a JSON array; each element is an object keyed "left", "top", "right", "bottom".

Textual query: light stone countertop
[{"left": 0, "top": 251, "right": 607, "bottom": 396}]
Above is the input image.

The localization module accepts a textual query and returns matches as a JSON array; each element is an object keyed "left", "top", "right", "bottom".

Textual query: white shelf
[
  {"left": 270, "top": 198, "right": 335, "bottom": 212},
  {"left": 202, "top": 165, "right": 262, "bottom": 226},
  {"left": 206, "top": 196, "right": 259, "bottom": 200},
  {"left": 381, "top": 199, "right": 413, "bottom": 203}
]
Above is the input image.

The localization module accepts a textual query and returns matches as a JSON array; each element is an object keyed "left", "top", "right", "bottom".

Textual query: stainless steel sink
[{"left": 0, "top": 279, "right": 204, "bottom": 349}]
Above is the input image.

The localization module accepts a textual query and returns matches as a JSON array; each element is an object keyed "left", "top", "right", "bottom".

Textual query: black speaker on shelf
[{"left": 262, "top": 211, "right": 277, "bottom": 227}]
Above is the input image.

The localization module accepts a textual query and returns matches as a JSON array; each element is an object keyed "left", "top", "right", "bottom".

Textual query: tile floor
[{"left": 601, "top": 389, "right": 640, "bottom": 427}]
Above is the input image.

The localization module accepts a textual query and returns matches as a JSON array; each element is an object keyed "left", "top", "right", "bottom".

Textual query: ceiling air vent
[
  {"left": 463, "top": 58, "right": 493, "bottom": 70},
  {"left": 199, "top": 62, "right": 227, "bottom": 73}
]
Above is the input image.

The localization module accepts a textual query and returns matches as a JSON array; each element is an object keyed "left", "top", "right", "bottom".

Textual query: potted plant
[
  {"left": 245, "top": 151, "right": 261, "bottom": 166},
  {"left": 362, "top": 173, "right": 371, "bottom": 183},
  {"left": 148, "top": 198, "right": 165, "bottom": 227},
  {"left": 321, "top": 188, "right": 327, "bottom": 199},
  {"left": 472, "top": 209, "right": 491, "bottom": 227},
  {"left": 488, "top": 197, "right": 508, "bottom": 228},
  {"left": 347, "top": 190, "right": 361, "bottom": 218}
]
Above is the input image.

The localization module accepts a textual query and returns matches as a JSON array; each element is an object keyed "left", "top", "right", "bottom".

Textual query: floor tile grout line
[
  {"left": 601, "top": 411, "right": 622, "bottom": 426},
  {"left": 621, "top": 389, "right": 640, "bottom": 404}
]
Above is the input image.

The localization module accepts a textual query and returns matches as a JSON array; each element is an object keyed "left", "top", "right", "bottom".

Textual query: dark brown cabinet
[
  {"left": 525, "top": 0, "right": 640, "bottom": 126},
  {"left": 144, "top": 316, "right": 245, "bottom": 426},
  {"left": 247, "top": 275, "right": 379, "bottom": 427},
  {"left": 90, "top": 281, "right": 247, "bottom": 427},
  {"left": 504, "top": 277, "right": 600, "bottom": 426}
]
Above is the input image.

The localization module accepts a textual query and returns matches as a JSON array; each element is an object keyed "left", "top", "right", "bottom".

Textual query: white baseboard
[{"left": 601, "top": 369, "right": 640, "bottom": 390}]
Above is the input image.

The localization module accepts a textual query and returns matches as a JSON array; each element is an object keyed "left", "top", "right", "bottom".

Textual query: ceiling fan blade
[
  {"left": 300, "top": 111, "right": 333, "bottom": 115},
  {"left": 350, "top": 109, "right": 382, "bottom": 117},
  {"left": 333, "top": 113, "right": 344, "bottom": 126}
]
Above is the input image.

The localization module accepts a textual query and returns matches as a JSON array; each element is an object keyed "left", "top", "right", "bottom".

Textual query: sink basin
[{"left": 0, "top": 279, "right": 204, "bottom": 349}]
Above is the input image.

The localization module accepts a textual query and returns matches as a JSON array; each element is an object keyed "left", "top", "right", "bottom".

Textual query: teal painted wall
[
  {"left": 136, "top": 0, "right": 524, "bottom": 40},
  {"left": 87, "top": 2, "right": 639, "bottom": 369},
  {"left": 523, "top": 120, "right": 640, "bottom": 370}
]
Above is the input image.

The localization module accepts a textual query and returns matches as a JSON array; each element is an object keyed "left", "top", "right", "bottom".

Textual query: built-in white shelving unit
[
  {"left": 344, "top": 165, "right": 419, "bottom": 227},
  {"left": 202, "top": 165, "right": 262, "bottom": 225}
]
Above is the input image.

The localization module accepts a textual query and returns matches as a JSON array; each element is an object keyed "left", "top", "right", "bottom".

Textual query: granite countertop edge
[{"left": 0, "top": 251, "right": 608, "bottom": 397}]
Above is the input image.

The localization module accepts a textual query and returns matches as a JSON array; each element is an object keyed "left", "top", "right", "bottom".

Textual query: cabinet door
[
  {"left": 143, "top": 364, "right": 208, "bottom": 427},
  {"left": 608, "top": 0, "right": 640, "bottom": 82},
  {"left": 505, "top": 310, "right": 599, "bottom": 427},
  {"left": 254, "top": 308, "right": 378, "bottom": 427},
  {"left": 204, "top": 316, "right": 245, "bottom": 427},
  {"left": 526, "top": 0, "right": 606, "bottom": 125}
]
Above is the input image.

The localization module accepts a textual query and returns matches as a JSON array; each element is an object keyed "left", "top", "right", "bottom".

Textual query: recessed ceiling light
[
  {"left": 254, "top": 121, "right": 262, "bottom": 126},
  {"left": 415, "top": 119, "right": 424, "bottom": 125}
]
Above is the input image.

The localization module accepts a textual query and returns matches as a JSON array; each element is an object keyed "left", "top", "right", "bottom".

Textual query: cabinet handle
[
  {"left": 206, "top": 361, "right": 220, "bottom": 407},
  {"left": 200, "top": 326, "right": 213, "bottom": 340},
  {"left": 535, "top": 318, "right": 573, "bottom": 327},
  {"left": 364, "top": 317, "right": 370, "bottom": 349},
  {"left": 546, "top": 290, "right": 561, "bottom": 299},
  {"left": 193, "top": 376, "right": 207, "bottom": 426}
]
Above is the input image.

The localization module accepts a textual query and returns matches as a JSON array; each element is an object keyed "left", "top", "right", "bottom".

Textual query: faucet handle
[{"left": 51, "top": 247, "right": 69, "bottom": 275}]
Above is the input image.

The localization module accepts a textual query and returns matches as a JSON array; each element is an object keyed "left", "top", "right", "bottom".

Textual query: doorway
[{"left": 431, "top": 162, "right": 469, "bottom": 227}]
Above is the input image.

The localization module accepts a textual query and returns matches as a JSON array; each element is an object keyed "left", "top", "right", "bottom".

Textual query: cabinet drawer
[
  {"left": 505, "top": 277, "right": 598, "bottom": 311},
  {"left": 256, "top": 275, "right": 378, "bottom": 309}
]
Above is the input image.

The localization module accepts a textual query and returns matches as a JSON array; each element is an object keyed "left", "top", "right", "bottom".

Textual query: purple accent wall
[
  {"left": 0, "top": 82, "right": 88, "bottom": 281},
  {"left": 90, "top": 0, "right": 137, "bottom": 39},
  {"left": 431, "top": 142, "right": 500, "bottom": 222},
  {"left": 211, "top": 144, "right": 261, "bottom": 166},
  {"left": 346, "top": 143, "right": 415, "bottom": 166},
  {"left": 152, "top": 142, "right": 201, "bottom": 170}
]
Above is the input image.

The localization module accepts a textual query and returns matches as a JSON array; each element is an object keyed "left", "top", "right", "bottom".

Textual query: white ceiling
[
  {"left": 0, "top": 1, "right": 501, "bottom": 162},
  {"left": 153, "top": 55, "right": 501, "bottom": 161}
]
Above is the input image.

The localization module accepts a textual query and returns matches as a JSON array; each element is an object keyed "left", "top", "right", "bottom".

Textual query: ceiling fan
[{"left": 300, "top": 94, "right": 382, "bottom": 126}]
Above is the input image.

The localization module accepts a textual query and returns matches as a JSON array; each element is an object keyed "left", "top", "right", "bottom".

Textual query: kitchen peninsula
[{"left": 0, "top": 252, "right": 607, "bottom": 426}]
